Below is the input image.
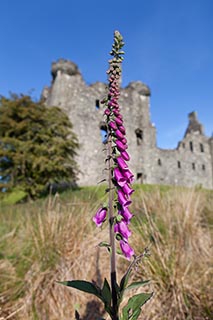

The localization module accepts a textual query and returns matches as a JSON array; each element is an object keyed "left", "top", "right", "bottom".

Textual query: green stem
[{"left": 108, "top": 137, "right": 119, "bottom": 320}]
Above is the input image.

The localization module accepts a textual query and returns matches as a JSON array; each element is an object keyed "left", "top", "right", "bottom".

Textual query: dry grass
[
  {"left": 131, "top": 187, "right": 213, "bottom": 320},
  {"left": 0, "top": 186, "right": 212, "bottom": 319}
]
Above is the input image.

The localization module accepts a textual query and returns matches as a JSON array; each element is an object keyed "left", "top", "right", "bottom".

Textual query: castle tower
[{"left": 43, "top": 59, "right": 154, "bottom": 185}]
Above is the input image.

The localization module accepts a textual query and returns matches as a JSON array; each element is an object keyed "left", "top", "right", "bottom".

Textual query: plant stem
[{"left": 108, "top": 136, "right": 119, "bottom": 320}]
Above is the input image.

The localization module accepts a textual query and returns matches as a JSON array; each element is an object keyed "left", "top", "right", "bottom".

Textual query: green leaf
[
  {"left": 118, "top": 269, "right": 130, "bottom": 307},
  {"left": 116, "top": 248, "right": 123, "bottom": 255},
  {"left": 57, "top": 280, "right": 101, "bottom": 298},
  {"left": 58, "top": 280, "right": 113, "bottom": 318},
  {"left": 121, "top": 292, "right": 153, "bottom": 320},
  {"left": 125, "top": 280, "right": 150, "bottom": 291},
  {"left": 116, "top": 233, "right": 123, "bottom": 241},
  {"left": 101, "top": 278, "right": 111, "bottom": 307},
  {"left": 120, "top": 269, "right": 131, "bottom": 294},
  {"left": 98, "top": 241, "right": 110, "bottom": 248}
]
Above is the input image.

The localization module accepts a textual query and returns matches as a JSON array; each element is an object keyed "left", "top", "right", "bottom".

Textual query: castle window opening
[
  {"left": 182, "top": 142, "right": 185, "bottom": 148},
  {"left": 177, "top": 161, "right": 181, "bottom": 169},
  {"left": 192, "top": 163, "right": 196, "bottom": 170},
  {"left": 100, "top": 122, "right": 108, "bottom": 144},
  {"left": 135, "top": 128, "right": 143, "bottom": 145},
  {"left": 189, "top": 141, "right": 193, "bottom": 152},
  {"left": 95, "top": 99, "right": 100, "bottom": 109},
  {"left": 158, "top": 158, "right": 162, "bottom": 166},
  {"left": 202, "top": 164, "right": 205, "bottom": 171},
  {"left": 136, "top": 172, "right": 143, "bottom": 183},
  {"left": 200, "top": 143, "right": 204, "bottom": 152}
]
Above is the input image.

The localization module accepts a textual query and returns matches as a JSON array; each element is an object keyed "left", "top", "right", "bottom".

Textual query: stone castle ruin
[{"left": 42, "top": 59, "right": 213, "bottom": 189}]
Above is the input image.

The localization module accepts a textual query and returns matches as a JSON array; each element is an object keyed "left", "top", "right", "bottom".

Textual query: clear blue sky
[{"left": 1, "top": 0, "right": 212, "bottom": 148}]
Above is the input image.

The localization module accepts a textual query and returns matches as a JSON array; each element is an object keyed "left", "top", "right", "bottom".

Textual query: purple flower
[
  {"left": 118, "top": 189, "right": 132, "bottom": 207},
  {"left": 93, "top": 207, "right": 107, "bottom": 227},
  {"left": 115, "top": 117, "right": 123, "bottom": 126},
  {"left": 122, "top": 183, "right": 134, "bottom": 196},
  {"left": 117, "top": 114, "right": 123, "bottom": 120},
  {"left": 117, "top": 156, "right": 128, "bottom": 171},
  {"left": 114, "top": 221, "right": 131, "bottom": 240},
  {"left": 119, "top": 125, "right": 126, "bottom": 134},
  {"left": 104, "top": 109, "right": 111, "bottom": 116},
  {"left": 122, "top": 169, "right": 134, "bottom": 184},
  {"left": 119, "top": 207, "right": 133, "bottom": 223},
  {"left": 121, "top": 138, "right": 127, "bottom": 145},
  {"left": 115, "top": 129, "right": 124, "bottom": 140},
  {"left": 109, "top": 121, "right": 117, "bottom": 130},
  {"left": 120, "top": 240, "right": 134, "bottom": 260},
  {"left": 115, "top": 140, "right": 127, "bottom": 152},
  {"left": 121, "top": 150, "right": 130, "bottom": 161},
  {"left": 114, "top": 167, "right": 126, "bottom": 187},
  {"left": 109, "top": 100, "right": 117, "bottom": 107},
  {"left": 113, "top": 109, "right": 120, "bottom": 116}
]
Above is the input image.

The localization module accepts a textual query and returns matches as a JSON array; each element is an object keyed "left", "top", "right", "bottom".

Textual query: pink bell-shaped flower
[
  {"left": 120, "top": 240, "right": 134, "bottom": 260},
  {"left": 93, "top": 207, "right": 107, "bottom": 227}
]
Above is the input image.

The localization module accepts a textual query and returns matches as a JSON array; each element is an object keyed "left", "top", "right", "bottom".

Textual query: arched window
[
  {"left": 100, "top": 121, "right": 107, "bottom": 144},
  {"left": 177, "top": 161, "right": 181, "bottom": 169},
  {"left": 189, "top": 141, "right": 193, "bottom": 152}
]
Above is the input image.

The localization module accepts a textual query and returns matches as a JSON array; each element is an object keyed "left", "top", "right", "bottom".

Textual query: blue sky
[{"left": 0, "top": 0, "right": 212, "bottom": 148}]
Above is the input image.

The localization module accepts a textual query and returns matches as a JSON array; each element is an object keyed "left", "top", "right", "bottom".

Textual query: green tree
[{"left": 0, "top": 94, "right": 79, "bottom": 198}]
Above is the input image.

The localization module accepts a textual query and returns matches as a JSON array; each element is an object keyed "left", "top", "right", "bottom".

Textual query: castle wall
[
  {"left": 148, "top": 132, "right": 212, "bottom": 189},
  {"left": 44, "top": 59, "right": 213, "bottom": 189}
]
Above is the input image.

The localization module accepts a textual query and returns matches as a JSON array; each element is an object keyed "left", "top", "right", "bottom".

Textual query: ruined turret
[
  {"left": 51, "top": 59, "right": 81, "bottom": 80},
  {"left": 126, "top": 81, "right": 151, "bottom": 96},
  {"left": 184, "top": 111, "right": 204, "bottom": 136}
]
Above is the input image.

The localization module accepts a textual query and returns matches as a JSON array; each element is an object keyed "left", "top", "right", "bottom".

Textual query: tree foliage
[{"left": 0, "top": 94, "right": 79, "bottom": 198}]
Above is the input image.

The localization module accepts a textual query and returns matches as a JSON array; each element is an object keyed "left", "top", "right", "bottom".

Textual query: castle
[{"left": 42, "top": 59, "right": 213, "bottom": 189}]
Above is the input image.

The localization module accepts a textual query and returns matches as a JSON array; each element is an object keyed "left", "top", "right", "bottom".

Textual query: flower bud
[
  {"left": 121, "top": 150, "right": 130, "bottom": 161},
  {"left": 115, "top": 129, "right": 124, "bottom": 140},
  {"left": 115, "top": 117, "right": 123, "bottom": 126},
  {"left": 115, "top": 140, "right": 127, "bottom": 152},
  {"left": 109, "top": 121, "right": 117, "bottom": 130},
  {"left": 104, "top": 109, "right": 111, "bottom": 116},
  {"left": 119, "top": 125, "right": 126, "bottom": 134}
]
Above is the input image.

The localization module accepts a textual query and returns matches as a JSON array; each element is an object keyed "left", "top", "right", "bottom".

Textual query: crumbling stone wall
[{"left": 43, "top": 59, "right": 213, "bottom": 189}]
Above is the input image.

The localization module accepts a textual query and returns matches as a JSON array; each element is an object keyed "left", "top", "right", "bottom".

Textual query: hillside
[{"left": 0, "top": 185, "right": 212, "bottom": 319}]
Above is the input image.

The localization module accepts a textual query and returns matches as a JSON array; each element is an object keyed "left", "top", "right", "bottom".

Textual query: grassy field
[{"left": 0, "top": 185, "right": 212, "bottom": 320}]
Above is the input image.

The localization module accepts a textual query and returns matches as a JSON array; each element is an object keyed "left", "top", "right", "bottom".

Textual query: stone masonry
[{"left": 43, "top": 59, "right": 213, "bottom": 189}]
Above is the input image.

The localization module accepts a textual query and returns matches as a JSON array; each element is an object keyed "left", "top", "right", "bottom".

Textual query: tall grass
[
  {"left": 131, "top": 187, "right": 213, "bottom": 320},
  {"left": 0, "top": 186, "right": 212, "bottom": 319}
]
